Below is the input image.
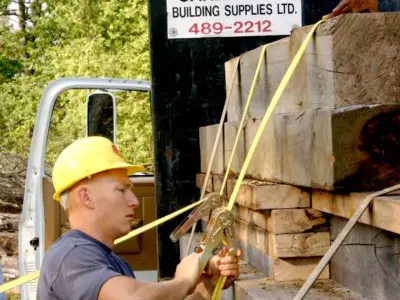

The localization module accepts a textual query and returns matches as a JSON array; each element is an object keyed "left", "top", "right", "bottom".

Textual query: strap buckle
[
  {"left": 198, "top": 207, "right": 235, "bottom": 273},
  {"left": 169, "top": 193, "right": 224, "bottom": 242}
]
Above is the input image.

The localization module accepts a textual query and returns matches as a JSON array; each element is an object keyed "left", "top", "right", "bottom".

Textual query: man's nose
[{"left": 126, "top": 190, "right": 139, "bottom": 207}]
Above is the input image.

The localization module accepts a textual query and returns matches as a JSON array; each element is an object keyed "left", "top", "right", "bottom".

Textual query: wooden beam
[
  {"left": 222, "top": 14, "right": 400, "bottom": 191},
  {"left": 312, "top": 190, "right": 400, "bottom": 235},
  {"left": 199, "top": 124, "right": 224, "bottom": 174},
  {"left": 234, "top": 219, "right": 268, "bottom": 254},
  {"left": 232, "top": 204, "right": 269, "bottom": 230},
  {"left": 245, "top": 105, "right": 400, "bottom": 190},
  {"left": 271, "top": 257, "right": 330, "bottom": 282},
  {"left": 195, "top": 173, "right": 213, "bottom": 193},
  {"left": 224, "top": 122, "right": 245, "bottom": 175},
  {"left": 234, "top": 218, "right": 330, "bottom": 258},
  {"left": 224, "top": 57, "right": 242, "bottom": 123},
  {"left": 235, "top": 239, "right": 330, "bottom": 282},
  {"left": 235, "top": 239, "right": 269, "bottom": 276},
  {"left": 237, "top": 259, "right": 265, "bottom": 282},
  {"left": 268, "top": 209, "right": 328, "bottom": 234},
  {"left": 233, "top": 205, "right": 328, "bottom": 234},
  {"left": 226, "top": 13, "right": 400, "bottom": 121},
  {"left": 225, "top": 37, "right": 291, "bottom": 123},
  {"left": 330, "top": 216, "right": 400, "bottom": 300},
  {"left": 211, "top": 174, "right": 226, "bottom": 196},
  {"left": 269, "top": 232, "right": 330, "bottom": 258},
  {"left": 227, "top": 179, "right": 310, "bottom": 210},
  {"left": 235, "top": 278, "right": 364, "bottom": 300}
]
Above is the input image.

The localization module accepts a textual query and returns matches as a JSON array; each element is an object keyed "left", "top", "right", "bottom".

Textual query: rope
[
  {"left": 220, "top": 45, "right": 267, "bottom": 195},
  {"left": 0, "top": 197, "right": 207, "bottom": 294},
  {"left": 226, "top": 20, "right": 324, "bottom": 211},
  {"left": 211, "top": 20, "right": 325, "bottom": 299},
  {"left": 185, "top": 56, "right": 241, "bottom": 256}
]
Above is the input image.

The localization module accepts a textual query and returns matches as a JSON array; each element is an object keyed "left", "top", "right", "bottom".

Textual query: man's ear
[{"left": 77, "top": 186, "right": 95, "bottom": 209}]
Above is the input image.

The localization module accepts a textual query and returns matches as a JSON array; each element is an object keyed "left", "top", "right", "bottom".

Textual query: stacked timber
[
  {"left": 196, "top": 175, "right": 330, "bottom": 282},
  {"left": 197, "top": 13, "right": 400, "bottom": 300},
  {"left": 223, "top": 13, "right": 400, "bottom": 191}
]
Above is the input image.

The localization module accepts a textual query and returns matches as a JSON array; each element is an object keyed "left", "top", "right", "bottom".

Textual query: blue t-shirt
[
  {"left": 378, "top": 0, "right": 400, "bottom": 11},
  {"left": 37, "top": 230, "right": 135, "bottom": 300}
]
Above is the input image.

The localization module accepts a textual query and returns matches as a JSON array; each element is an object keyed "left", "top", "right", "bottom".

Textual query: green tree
[{"left": 0, "top": 0, "right": 152, "bottom": 168}]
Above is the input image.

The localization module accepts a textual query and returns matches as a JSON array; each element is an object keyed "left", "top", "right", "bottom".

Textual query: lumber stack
[
  {"left": 196, "top": 175, "right": 330, "bottom": 281},
  {"left": 201, "top": 13, "right": 400, "bottom": 191},
  {"left": 197, "top": 13, "right": 400, "bottom": 298}
]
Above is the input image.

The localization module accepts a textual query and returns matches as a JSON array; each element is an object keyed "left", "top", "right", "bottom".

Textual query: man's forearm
[
  {"left": 98, "top": 275, "right": 193, "bottom": 300},
  {"left": 137, "top": 278, "right": 193, "bottom": 300},
  {"left": 185, "top": 276, "right": 214, "bottom": 300}
]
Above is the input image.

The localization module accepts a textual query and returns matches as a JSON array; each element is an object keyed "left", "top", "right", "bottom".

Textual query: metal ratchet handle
[
  {"left": 170, "top": 208, "right": 204, "bottom": 242},
  {"left": 169, "top": 193, "right": 223, "bottom": 242},
  {"left": 198, "top": 207, "right": 234, "bottom": 273}
]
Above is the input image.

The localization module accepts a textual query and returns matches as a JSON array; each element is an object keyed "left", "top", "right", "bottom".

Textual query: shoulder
[
  {"left": 110, "top": 252, "right": 136, "bottom": 278},
  {"left": 38, "top": 232, "right": 121, "bottom": 300},
  {"left": 41, "top": 231, "right": 112, "bottom": 279}
]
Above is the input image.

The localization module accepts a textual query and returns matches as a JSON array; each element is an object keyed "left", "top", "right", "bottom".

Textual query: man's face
[{"left": 88, "top": 169, "right": 139, "bottom": 239}]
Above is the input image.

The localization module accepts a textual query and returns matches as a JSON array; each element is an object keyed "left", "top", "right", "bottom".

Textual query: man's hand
[
  {"left": 205, "top": 247, "right": 241, "bottom": 289},
  {"left": 175, "top": 252, "right": 203, "bottom": 291},
  {"left": 324, "top": 0, "right": 378, "bottom": 19}
]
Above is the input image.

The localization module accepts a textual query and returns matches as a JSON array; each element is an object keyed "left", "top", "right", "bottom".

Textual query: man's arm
[
  {"left": 99, "top": 248, "right": 241, "bottom": 300},
  {"left": 99, "top": 252, "right": 202, "bottom": 300},
  {"left": 184, "top": 276, "right": 214, "bottom": 300},
  {"left": 98, "top": 276, "right": 193, "bottom": 300},
  {"left": 324, "top": 0, "right": 378, "bottom": 19}
]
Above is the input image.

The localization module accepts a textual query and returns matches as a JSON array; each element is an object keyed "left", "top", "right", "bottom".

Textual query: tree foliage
[{"left": 0, "top": 0, "right": 152, "bottom": 168}]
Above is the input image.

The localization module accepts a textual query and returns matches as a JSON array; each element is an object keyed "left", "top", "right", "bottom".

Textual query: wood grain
[
  {"left": 330, "top": 216, "right": 400, "bottom": 300},
  {"left": 227, "top": 179, "right": 310, "bottom": 210},
  {"left": 225, "top": 13, "right": 400, "bottom": 121},
  {"left": 269, "top": 232, "right": 330, "bottom": 258},
  {"left": 199, "top": 124, "right": 224, "bottom": 174},
  {"left": 312, "top": 190, "right": 400, "bottom": 235},
  {"left": 244, "top": 105, "right": 400, "bottom": 190}
]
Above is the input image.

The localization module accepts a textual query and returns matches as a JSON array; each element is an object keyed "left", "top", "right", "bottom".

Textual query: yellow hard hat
[{"left": 52, "top": 136, "right": 144, "bottom": 201}]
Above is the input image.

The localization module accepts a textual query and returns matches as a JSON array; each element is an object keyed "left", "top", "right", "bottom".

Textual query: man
[
  {"left": 324, "top": 0, "right": 399, "bottom": 18},
  {"left": 37, "top": 136, "right": 240, "bottom": 299}
]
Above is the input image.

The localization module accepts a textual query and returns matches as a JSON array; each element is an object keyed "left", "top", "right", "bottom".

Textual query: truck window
[{"left": 45, "top": 89, "right": 153, "bottom": 176}]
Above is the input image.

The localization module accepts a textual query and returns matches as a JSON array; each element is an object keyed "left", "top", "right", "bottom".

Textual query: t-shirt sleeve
[
  {"left": 50, "top": 244, "right": 122, "bottom": 300},
  {"left": 378, "top": 0, "right": 400, "bottom": 12}
]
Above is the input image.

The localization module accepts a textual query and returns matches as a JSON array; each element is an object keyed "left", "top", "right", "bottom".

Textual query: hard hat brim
[
  {"left": 126, "top": 164, "right": 145, "bottom": 175},
  {"left": 53, "top": 163, "right": 145, "bottom": 201}
]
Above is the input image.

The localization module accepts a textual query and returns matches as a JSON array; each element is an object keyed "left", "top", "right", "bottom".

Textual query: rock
[
  {"left": 0, "top": 153, "right": 27, "bottom": 284},
  {"left": 0, "top": 153, "right": 27, "bottom": 212},
  {"left": 0, "top": 232, "right": 18, "bottom": 256},
  {"left": 0, "top": 214, "right": 19, "bottom": 232},
  {"left": 1, "top": 255, "right": 18, "bottom": 281}
]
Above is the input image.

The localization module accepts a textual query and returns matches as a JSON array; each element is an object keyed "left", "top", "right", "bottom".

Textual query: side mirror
[{"left": 86, "top": 90, "right": 116, "bottom": 144}]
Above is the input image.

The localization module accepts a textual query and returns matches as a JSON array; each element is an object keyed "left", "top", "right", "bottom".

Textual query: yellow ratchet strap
[
  {"left": 0, "top": 271, "right": 40, "bottom": 294},
  {"left": 0, "top": 197, "right": 207, "bottom": 294},
  {"left": 227, "top": 19, "right": 325, "bottom": 211},
  {"left": 211, "top": 19, "right": 325, "bottom": 300}
]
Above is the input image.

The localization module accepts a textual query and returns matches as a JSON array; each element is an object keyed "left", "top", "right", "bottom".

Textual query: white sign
[{"left": 167, "top": 0, "right": 302, "bottom": 39}]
